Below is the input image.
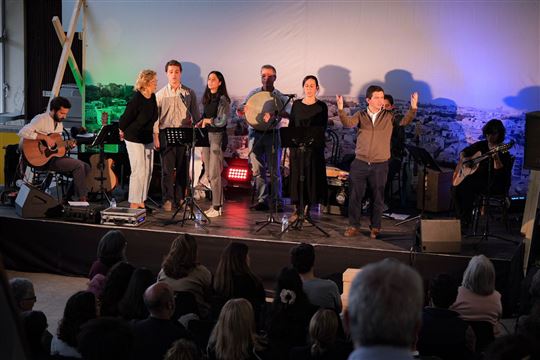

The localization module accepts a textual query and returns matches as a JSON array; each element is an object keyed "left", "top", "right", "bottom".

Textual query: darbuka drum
[{"left": 245, "top": 91, "right": 284, "bottom": 131}]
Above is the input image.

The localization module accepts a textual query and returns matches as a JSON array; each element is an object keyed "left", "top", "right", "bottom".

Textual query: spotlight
[{"left": 224, "top": 158, "right": 252, "bottom": 187}]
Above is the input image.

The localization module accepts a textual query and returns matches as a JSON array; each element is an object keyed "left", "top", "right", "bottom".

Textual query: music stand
[
  {"left": 164, "top": 127, "right": 210, "bottom": 228},
  {"left": 88, "top": 123, "right": 121, "bottom": 203},
  {"left": 279, "top": 126, "right": 329, "bottom": 237},
  {"left": 252, "top": 93, "right": 294, "bottom": 234}
]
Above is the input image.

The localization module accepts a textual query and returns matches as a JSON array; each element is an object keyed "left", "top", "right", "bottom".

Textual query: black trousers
[
  {"left": 348, "top": 159, "right": 389, "bottom": 229},
  {"left": 160, "top": 145, "right": 189, "bottom": 203}
]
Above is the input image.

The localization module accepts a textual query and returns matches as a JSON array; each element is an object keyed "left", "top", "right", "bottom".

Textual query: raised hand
[
  {"left": 410, "top": 92, "right": 419, "bottom": 109},
  {"left": 336, "top": 95, "right": 344, "bottom": 110}
]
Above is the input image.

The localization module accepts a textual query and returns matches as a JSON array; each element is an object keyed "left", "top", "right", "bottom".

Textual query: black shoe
[{"left": 253, "top": 202, "right": 270, "bottom": 211}]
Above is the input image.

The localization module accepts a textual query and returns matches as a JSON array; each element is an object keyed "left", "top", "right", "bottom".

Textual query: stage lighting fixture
[{"left": 224, "top": 158, "right": 252, "bottom": 185}]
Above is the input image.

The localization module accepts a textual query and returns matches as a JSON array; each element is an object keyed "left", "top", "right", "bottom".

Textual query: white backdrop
[{"left": 65, "top": 0, "right": 540, "bottom": 111}]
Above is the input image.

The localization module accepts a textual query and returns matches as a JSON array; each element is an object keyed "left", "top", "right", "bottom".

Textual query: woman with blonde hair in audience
[
  {"left": 207, "top": 298, "right": 269, "bottom": 360},
  {"left": 450, "top": 254, "right": 503, "bottom": 336},
  {"left": 158, "top": 234, "right": 212, "bottom": 319}
]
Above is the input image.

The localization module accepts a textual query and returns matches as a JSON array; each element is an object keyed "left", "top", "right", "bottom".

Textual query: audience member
[
  {"left": 158, "top": 234, "right": 212, "bottom": 319},
  {"left": 450, "top": 255, "right": 502, "bottom": 336},
  {"left": 207, "top": 298, "right": 269, "bottom": 360},
  {"left": 164, "top": 339, "right": 202, "bottom": 360},
  {"left": 289, "top": 308, "right": 352, "bottom": 360},
  {"left": 266, "top": 267, "right": 318, "bottom": 359},
  {"left": 21, "top": 310, "right": 50, "bottom": 360},
  {"left": 417, "top": 274, "right": 473, "bottom": 359},
  {"left": 88, "top": 230, "right": 127, "bottom": 279},
  {"left": 86, "top": 274, "right": 106, "bottom": 299},
  {"left": 77, "top": 317, "right": 133, "bottom": 360},
  {"left": 131, "top": 282, "right": 191, "bottom": 360},
  {"left": 51, "top": 291, "right": 97, "bottom": 359},
  {"left": 99, "top": 262, "right": 135, "bottom": 317},
  {"left": 213, "top": 242, "right": 265, "bottom": 322},
  {"left": 346, "top": 258, "right": 423, "bottom": 360},
  {"left": 290, "top": 243, "right": 342, "bottom": 313},
  {"left": 483, "top": 333, "right": 536, "bottom": 360},
  {"left": 118, "top": 267, "right": 155, "bottom": 321},
  {"left": 9, "top": 277, "right": 37, "bottom": 311}
]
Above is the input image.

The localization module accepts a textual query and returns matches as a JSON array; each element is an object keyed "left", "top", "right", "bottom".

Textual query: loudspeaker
[
  {"left": 525, "top": 111, "right": 540, "bottom": 170},
  {"left": 15, "top": 183, "right": 60, "bottom": 218},
  {"left": 417, "top": 168, "right": 454, "bottom": 212},
  {"left": 421, "top": 219, "right": 462, "bottom": 253}
]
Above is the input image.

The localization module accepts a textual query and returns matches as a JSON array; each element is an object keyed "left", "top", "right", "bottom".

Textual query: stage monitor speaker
[
  {"left": 525, "top": 111, "right": 540, "bottom": 170},
  {"left": 421, "top": 219, "right": 462, "bottom": 253},
  {"left": 15, "top": 183, "right": 60, "bottom": 218}
]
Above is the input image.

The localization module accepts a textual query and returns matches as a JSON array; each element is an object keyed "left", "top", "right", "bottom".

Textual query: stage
[{"left": 0, "top": 192, "right": 525, "bottom": 316}]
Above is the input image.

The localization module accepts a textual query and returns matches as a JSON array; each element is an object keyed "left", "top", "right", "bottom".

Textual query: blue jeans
[
  {"left": 248, "top": 128, "right": 282, "bottom": 205},
  {"left": 348, "top": 159, "right": 389, "bottom": 229}
]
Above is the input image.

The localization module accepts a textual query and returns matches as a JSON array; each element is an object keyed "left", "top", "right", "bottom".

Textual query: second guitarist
[
  {"left": 18, "top": 96, "right": 90, "bottom": 201},
  {"left": 452, "top": 119, "right": 513, "bottom": 227}
]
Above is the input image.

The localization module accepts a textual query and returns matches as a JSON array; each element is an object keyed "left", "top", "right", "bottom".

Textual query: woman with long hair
[
  {"left": 213, "top": 242, "right": 265, "bottom": 322},
  {"left": 118, "top": 267, "right": 155, "bottom": 321},
  {"left": 288, "top": 75, "right": 328, "bottom": 222},
  {"left": 267, "top": 267, "right": 318, "bottom": 358},
  {"left": 51, "top": 291, "right": 97, "bottom": 358},
  {"left": 207, "top": 298, "right": 268, "bottom": 360},
  {"left": 88, "top": 229, "right": 127, "bottom": 279},
  {"left": 119, "top": 69, "right": 159, "bottom": 209},
  {"left": 158, "top": 234, "right": 212, "bottom": 319},
  {"left": 99, "top": 261, "right": 135, "bottom": 317},
  {"left": 199, "top": 71, "right": 231, "bottom": 217}
]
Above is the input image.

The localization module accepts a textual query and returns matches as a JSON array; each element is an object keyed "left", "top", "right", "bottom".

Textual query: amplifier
[
  {"left": 63, "top": 204, "right": 107, "bottom": 224},
  {"left": 101, "top": 207, "right": 146, "bottom": 227}
]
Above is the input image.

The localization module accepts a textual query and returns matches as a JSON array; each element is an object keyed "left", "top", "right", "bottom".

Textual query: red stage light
[{"left": 224, "top": 158, "right": 252, "bottom": 183}]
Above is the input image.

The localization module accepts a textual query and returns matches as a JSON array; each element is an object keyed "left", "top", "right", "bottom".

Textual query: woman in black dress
[{"left": 288, "top": 75, "right": 328, "bottom": 221}]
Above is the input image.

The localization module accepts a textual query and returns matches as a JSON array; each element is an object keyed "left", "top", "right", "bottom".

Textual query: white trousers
[{"left": 125, "top": 140, "right": 154, "bottom": 204}]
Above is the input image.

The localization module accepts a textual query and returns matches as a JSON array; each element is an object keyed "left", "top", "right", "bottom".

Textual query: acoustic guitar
[
  {"left": 22, "top": 133, "right": 76, "bottom": 167},
  {"left": 86, "top": 154, "right": 117, "bottom": 193},
  {"left": 452, "top": 141, "right": 514, "bottom": 187},
  {"left": 86, "top": 111, "right": 118, "bottom": 193}
]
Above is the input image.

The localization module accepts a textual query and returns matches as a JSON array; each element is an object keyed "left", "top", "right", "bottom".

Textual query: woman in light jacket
[{"left": 199, "top": 71, "right": 230, "bottom": 217}]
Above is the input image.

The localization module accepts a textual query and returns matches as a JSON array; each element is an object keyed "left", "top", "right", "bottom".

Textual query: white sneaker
[{"left": 204, "top": 207, "right": 222, "bottom": 218}]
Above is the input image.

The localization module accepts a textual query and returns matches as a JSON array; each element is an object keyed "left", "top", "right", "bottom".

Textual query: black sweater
[{"left": 119, "top": 91, "right": 158, "bottom": 144}]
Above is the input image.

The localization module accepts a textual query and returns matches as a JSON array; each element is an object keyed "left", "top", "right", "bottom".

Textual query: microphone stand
[{"left": 252, "top": 93, "right": 294, "bottom": 233}]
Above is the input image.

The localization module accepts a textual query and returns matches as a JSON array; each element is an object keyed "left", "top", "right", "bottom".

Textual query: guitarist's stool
[
  {"left": 472, "top": 194, "right": 512, "bottom": 233},
  {"left": 471, "top": 155, "right": 515, "bottom": 234},
  {"left": 26, "top": 165, "right": 72, "bottom": 202}
]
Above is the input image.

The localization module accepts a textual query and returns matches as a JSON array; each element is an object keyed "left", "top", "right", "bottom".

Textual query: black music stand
[
  {"left": 164, "top": 127, "right": 210, "bottom": 228},
  {"left": 88, "top": 123, "right": 120, "bottom": 203},
  {"left": 251, "top": 93, "right": 295, "bottom": 234},
  {"left": 279, "top": 126, "right": 329, "bottom": 237},
  {"left": 395, "top": 145, "right": 441, "bottom": 251}
]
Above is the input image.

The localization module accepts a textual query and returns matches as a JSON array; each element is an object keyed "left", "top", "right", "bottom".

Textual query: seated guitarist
[
  {"left": 18, "top": 96, "right": 90, "bottom": 201},
  {"left": 452, "top": 119, "right": 512, "bottom": 227}
]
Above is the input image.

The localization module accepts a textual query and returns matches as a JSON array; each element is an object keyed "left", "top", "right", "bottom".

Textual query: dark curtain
[{"left": 25, "top": 0, "right": 82, "bottom": 120}]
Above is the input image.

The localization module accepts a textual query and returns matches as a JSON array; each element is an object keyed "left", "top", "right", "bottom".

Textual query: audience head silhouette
[{"left": 347, "top": 258, "right": 423, "bottom": 349}]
